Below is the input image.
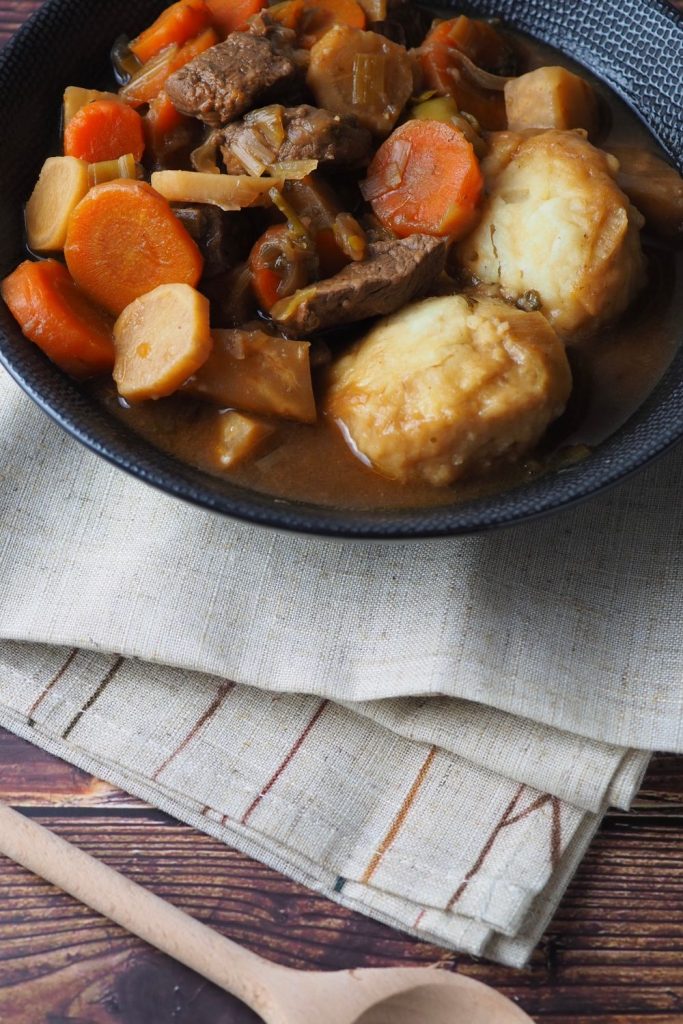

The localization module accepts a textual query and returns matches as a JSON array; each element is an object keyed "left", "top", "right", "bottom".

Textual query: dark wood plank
[
  {"left": 0, "top": 810, "right": 682, "bottom": 1021},
  {"left": 0, "top": 730, "right": 141, "bottom": 807},
  {"left": 0, "top": 732, "right": 682, "bottom": 1021}
]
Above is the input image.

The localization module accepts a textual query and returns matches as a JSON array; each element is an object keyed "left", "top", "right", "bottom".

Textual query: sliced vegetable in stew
[{"left": 3, "top": 1, "right": 683, "bottom": 507}]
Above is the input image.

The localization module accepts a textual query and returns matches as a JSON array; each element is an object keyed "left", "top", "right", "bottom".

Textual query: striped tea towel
[{"left": 1, "top": 366, "right": 680, "bottom": 964}]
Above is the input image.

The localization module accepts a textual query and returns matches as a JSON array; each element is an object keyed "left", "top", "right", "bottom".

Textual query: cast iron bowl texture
[{"left": 0, "top": 0, "right": 681, "bottom": 538}]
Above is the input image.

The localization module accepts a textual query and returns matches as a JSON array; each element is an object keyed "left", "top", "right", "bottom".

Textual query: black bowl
[{"left": 0, "top": 0, "right": 681, "bottom": 538}]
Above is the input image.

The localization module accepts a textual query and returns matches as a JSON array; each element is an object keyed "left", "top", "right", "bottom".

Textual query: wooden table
[
  {"left": 2, "top": 2, "right": 683, "bottom": 1020},
  {"left": 0, "top": 730, "right": 682, "bottom": 1023}
]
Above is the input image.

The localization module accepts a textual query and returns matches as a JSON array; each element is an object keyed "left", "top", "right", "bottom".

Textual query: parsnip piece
[
  {"left": 151, "top": 171, "right": 282, "bottom": 211},
  {"left": 210, "top": 410, "right": 275, "bottom": 470},
  {"left": 185, "top": 329, "right": 316, "bottom": 423},
  {"left": 113, "top": 284, "right": 212, "bottom": 402},
  {"left": 25, "top": 156, "right": 89, "bottom": 252},
  {"left": 307, "top": 26, "right": 414, "bottom": 136},
  {"left": 504, "top": 66, "right": 599, "bottom": 137},
  {"left": 63, "top": 86, "right": 121, "bottom": 126},
  {"left": 607, "top": 145, "right": 683, "bottom": 241}
]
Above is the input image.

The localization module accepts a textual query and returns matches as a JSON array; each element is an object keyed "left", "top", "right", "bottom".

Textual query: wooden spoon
[{"left": 0, "top": 803, "right": 534, "bottom": 1024}]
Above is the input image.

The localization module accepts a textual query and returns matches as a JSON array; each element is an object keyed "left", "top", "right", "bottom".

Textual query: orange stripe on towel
[{"left": 361, "top": 746, "right": 437, "bottom": 885}]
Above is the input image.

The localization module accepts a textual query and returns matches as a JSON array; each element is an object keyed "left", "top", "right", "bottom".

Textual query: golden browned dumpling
[
  {"left": 457, "top": 130, "right": 646, "bottom": 340},
  {"left": 326, "top": 294, "right": 572, "bottom": 487}
]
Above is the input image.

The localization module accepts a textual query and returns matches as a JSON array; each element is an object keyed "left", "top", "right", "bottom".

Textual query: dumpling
[
  {"left": 457, "top": 130, "right": 646, "bottom": 340},
  {"left": 326, "top": 294, "right": 572, "bottom": 487}
]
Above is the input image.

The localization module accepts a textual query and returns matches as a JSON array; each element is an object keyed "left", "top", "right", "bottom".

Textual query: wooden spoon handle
[{"left": 0, "top": 803, "right": 280, "bottom": 1017}]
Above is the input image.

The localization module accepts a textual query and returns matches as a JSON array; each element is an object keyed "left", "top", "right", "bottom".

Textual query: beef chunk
[
  {"left": 271, "top": 234, "right": 447, "bottom": 333},
  {"left": 172, "top": 204, "right": 251, "bottom": 277},
  {"left": 165, "top": 25, "right": 304, "bottom": 127},
  {"left": 219, "top": 105, "right": 373, "bottom": 173},
  {"left": 201, "top": 262, "right": 258, "bottom": 326}
]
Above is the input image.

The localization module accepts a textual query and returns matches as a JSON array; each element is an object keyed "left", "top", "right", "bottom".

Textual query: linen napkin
[{"left": 0, "top": 364, "right": 680, "bottom": 966}]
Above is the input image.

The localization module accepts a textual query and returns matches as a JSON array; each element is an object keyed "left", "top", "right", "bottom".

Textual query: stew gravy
[{"left": 97, "top": 31, "right": 682, "bottom": 511}]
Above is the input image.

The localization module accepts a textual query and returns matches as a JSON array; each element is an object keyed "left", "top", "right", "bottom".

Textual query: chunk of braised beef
[
  {"left": 219, "top": 105, "right": 373, "bottom": 174},
  {"left": 270, "top": 233, "right": 447, "bottom": 333},
  {"left": 201, "top": 262, "right": 258, "bottom": 326},
  {"left": 165, "top": 23, "right": 305, "bottom": 127},
  {"left": 172, "top": 204, "right": 253, "bottom": 278}
]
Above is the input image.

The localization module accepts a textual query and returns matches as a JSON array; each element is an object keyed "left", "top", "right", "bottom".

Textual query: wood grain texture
[
  {"left": 2, "top": 1, "right": 683, "bottom": 1021},
  {"left": 0, "top": 729, "right": 682, "bottom": 1023}
]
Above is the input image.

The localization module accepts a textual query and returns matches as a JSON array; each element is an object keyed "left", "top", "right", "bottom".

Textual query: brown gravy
[{"left": 99, "top": 30, "right": 682, "bottom": 511}]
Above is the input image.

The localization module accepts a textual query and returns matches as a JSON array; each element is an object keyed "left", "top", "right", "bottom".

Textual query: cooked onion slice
[{"left": 151, "top": 170, "right": 282, "bottom": 210}]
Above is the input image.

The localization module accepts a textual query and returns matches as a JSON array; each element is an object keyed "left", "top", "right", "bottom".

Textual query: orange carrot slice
[
  {"left": 143, "top": 91, "right": 191, "bottom": 160},
  {"left": 64, "top": 99, "right": 145, "bottom": 163},
  {"left": 205, "top": 0, "right": 268, "bottom": 36},
  {"left": 64, "top": 179, "right": 203, "bottom": 316},
  {"left": 420, "top": 18, "right": 508, "bottom": 130},
  {"left": 266, "top": 0, "right": 305, "bottom": 31},
  {"left": 249, "top": 224, "right": 317, "bottom": 311},
  {"left": 121, "top": 26, "right": 219, "bottom": 107},
  {"left": 130, "top": 0, "right": 212, "bottom": 64},
  {"left": 299, "top": 0, "right": 366, "bottom": 48},
  {"left": 1, "top": 259, "right": 114, "bottom": 378},
  {"left": 424, "top": 16, "right": 514, "bottom": 75},
  {"left": 363, "top": 119, "right": 484, "bottom": 238}
]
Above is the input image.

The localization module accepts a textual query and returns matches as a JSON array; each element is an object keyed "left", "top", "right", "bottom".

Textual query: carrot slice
[
  {"left": 1, "top": 260, "right": 114, "bottom": 378},
  {"left": 173, "top": 24, "right": 219, "bottom": 61},
  {"left": 64, "top": 99, "right": 145, "bottom": 163},
  {"left": 252, "top": 265, "right": 282, "bottom": 310},
  {"left": 249, "top": 224, "right": 317, "bottom": 311},
  {"left": 130, "top": 0, "right": 212, "bottom": 64},
  {"left": 205, "top": 0, "right": 268, "bottom": 36},
  {"left": 120, "top": 26, "right": 219, "bottom": 107},
  {"left": 143, "top": 91, "right": 191, "bottom": 161},
  {"left": 424, "top": 16, "right": 514, "bottom": 75},
  {"left": 420, "top": 18, "right": 508, "bottom": 130},
  {"left": 363, "top": 119, "right": 483, "bottom": 239},
  {"left": 266, "top": 0, "right": 305, "bottom": 31},
  {"left": 299, "top": 0, "right": 366, "bottom": 49},
  {"left": 64, "top": 179, "right": 203, "bottom": 316},
  {"left": 147, "top": 92, "right": 184, "bottom": 137}
]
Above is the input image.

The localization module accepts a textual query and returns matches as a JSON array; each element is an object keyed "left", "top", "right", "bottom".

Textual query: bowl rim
[{"left": 0, "top": 0, "right": 682, "bottom": 540}]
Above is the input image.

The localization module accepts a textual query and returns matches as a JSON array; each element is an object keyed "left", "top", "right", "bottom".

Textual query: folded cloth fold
[
  {"left": 0, "top": 642, "right": 649, "bottom": 967},
  {"left": 0, "top": 369, "right": 676, "bottom": 964},
  {"left": 1, "top": 372, "right": 681, "bottom": 751}
]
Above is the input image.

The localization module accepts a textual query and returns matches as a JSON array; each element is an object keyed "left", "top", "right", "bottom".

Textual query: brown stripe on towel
[
  {"left": 503, "top": 791, "right": 556, "bottom": 827},
  {"left": 240, "top": 700, "right": 329, "bottom": 825},
  {"left": 27, "top": 647, "right": 79, "bottom": 725},
  {"left": 361, "top": 745, "right": 437, "bottom": 885},
  {"left": 152, "top": 680, "right": 236, "bottom": 781},
  {"left": 61, "top": 656, "right": 124, "bottom": 740},
  {"left": 551, "top": 796, "right": 562, "bottom": 869},
  {"left": 447, "top": 784, "right": 526, "bottom": 909},
  {"left": 448, "top": 785, "right": 560, "bottom": 909}
]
